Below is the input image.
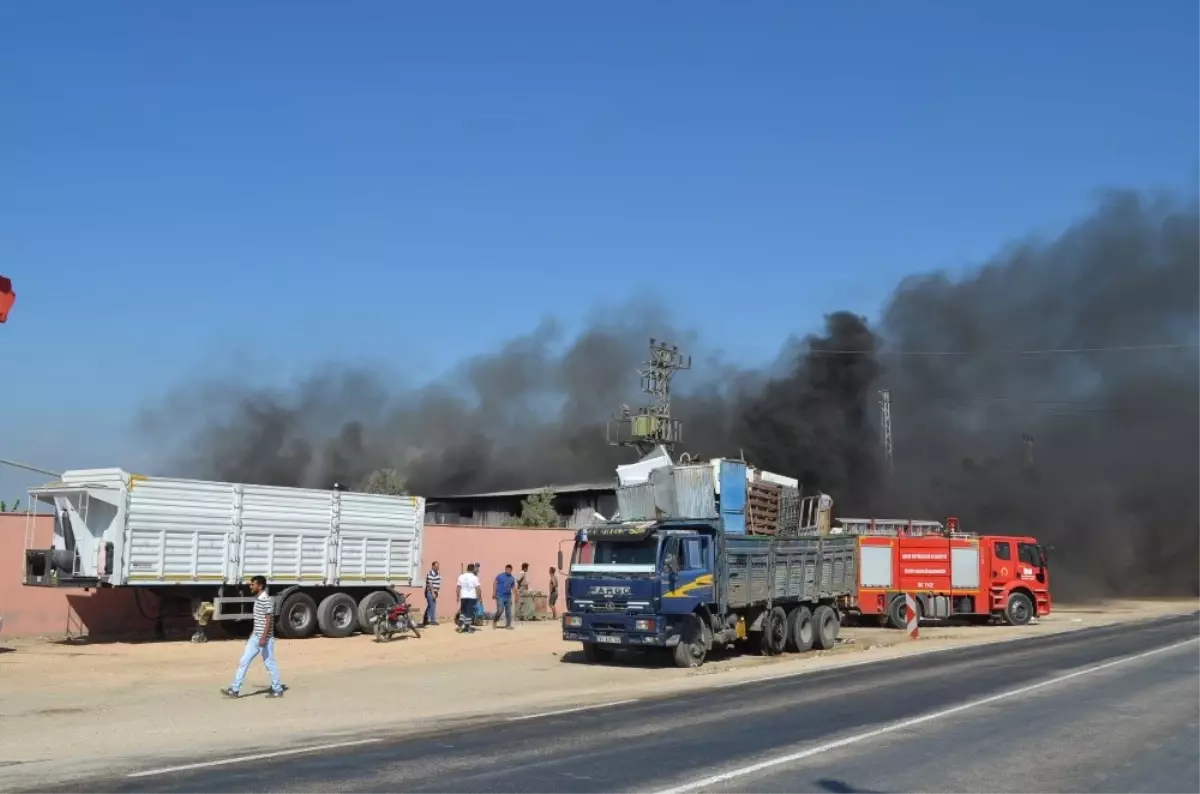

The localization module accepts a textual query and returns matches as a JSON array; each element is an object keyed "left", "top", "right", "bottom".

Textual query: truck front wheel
[
  {"left": 582, "top": 643, "right": 614, "bottom": 664},
  {"left": 1003, "top": 592, "right": 1034, "bottom": 626},
  {"left": 672, "top": 615, "right": 708, "bottom": 668}
]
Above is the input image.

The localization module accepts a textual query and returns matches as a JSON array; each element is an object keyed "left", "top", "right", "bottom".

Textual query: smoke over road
[{"left": 146, "top": 189, "right": 1199, "bottom": 598}]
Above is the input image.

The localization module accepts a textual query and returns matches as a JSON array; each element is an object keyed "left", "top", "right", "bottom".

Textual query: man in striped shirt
[
  {"left": 221, "top": 575, "right": 285, "bottom": 699},
  {"left": 422, "top": 561, "right": 442, "bottom": 626}
]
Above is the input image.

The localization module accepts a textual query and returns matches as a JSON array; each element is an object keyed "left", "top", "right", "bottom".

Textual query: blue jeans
[
  {"left": 425, "top": 591, "right": 438, "bottom": 624},
  {"left": 495, "top": 596, "right": 512, "bottom": 627},
  {"left": 231, "top": 635, "right": 282, "bottom": 693}
]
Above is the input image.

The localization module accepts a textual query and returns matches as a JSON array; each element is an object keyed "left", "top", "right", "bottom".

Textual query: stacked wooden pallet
[{"left": 747, "top": 480, "right": 782, "bottom": 535}]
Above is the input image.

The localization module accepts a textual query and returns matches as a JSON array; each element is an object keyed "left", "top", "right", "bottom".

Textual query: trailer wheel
[
  {"left": 357, "top": 590, "right": 398, "bottom": 633},
  {"left": 787, "top": 606, "right": 814, "bottom": 652},
  {"left": 1003, "top": 592, "right": 1034, "bottom": 627},
  {"left": 317, "top": 593, "right": 359, "bottom": 638},
  {"left": 812, "top": 605, "right": 839, "bottom": 650},
  {"left": 278, "top": 592, "right": 318, "bottom": 639}
]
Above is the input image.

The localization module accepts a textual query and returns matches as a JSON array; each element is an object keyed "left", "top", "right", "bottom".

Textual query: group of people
[{"left": 421, "top": 560, "right": 560, "bottom": 633}]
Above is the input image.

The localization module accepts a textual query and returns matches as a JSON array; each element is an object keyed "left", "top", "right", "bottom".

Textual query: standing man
[
  {"left": 516, "top": 562, "right": 531, "bottom": 620},
  {"left": 493, "top": 564, "right": 517, "bottom": 629},
  {"left": 456, "top": 564, "right": 481, "bottom": 633},
  {"left": 221, "top": 576, "right": 284, "bottom": 699},
  {"left": 548, "top": 566, "right": 560, "bottom": 620},
  {"left": 473, "top": 561, "right": 486, "bottom": 624},
  {"left": 423, "top": 561, "right": 442, "bottom": 626}
]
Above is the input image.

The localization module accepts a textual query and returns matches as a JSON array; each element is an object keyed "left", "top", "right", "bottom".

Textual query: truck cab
[{"left": 562, "top": 520, "right": 719, "bottom": 662}]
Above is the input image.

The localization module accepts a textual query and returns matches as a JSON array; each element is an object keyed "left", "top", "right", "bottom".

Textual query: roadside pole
[{"left": 905, "top": 594, "right": 919, "bottom": 640}]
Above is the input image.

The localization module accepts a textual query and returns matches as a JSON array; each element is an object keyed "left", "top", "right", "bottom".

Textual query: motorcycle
[{"left": 368, "top": 593, "right": 422, "bottom": 642}]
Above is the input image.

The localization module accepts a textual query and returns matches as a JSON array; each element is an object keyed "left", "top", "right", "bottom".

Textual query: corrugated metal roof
[{"left": 429, "top": 481, "right": 616, "bottom": 501}]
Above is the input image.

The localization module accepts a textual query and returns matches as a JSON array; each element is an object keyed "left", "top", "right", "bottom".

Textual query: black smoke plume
[{"left": 144, "top": 189, "right": 1199, "bottom": 598}]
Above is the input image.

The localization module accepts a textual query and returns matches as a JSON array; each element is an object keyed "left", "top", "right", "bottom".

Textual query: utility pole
[
  {"left": 879, "top": 389, "right": 894, "bottom": 477},
  {"left": 608, "top": 338, "right": 691, "bottom": 456}
]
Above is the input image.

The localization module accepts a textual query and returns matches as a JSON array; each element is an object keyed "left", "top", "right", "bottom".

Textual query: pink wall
[{"left": 0, "top": 514, "right": 574, "bottom": 640}]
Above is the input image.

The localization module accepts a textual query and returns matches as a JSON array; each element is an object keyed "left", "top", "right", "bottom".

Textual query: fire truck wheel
[
  {"left": 1003, "top": 592, "right": 1034, "bottom": 626},
  {"left": 887, "top": 596, "right": 915, "bottom": 630},
  {"left": 357, "top": 590, "right": 398, "bottom": 633},
  {"left": 759, "top": 607, "right": 788, "bottom": 656},
  {"left": 787, "top": 606, "right": 814, "bottom": 652},
  {"left": 812, "top": 605, "right": 839, "bottom": 650}
]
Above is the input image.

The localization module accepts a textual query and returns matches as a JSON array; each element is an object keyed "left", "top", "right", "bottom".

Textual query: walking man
[
  {"left": 457, "top": 564, "right": 481, "bottom": 633},
  {"left": 221, "top": 575, "right": 284, "bottom": 699},
  {"left": 493, "top": 564, "right": 517, "bottom": 629},
  {"left": 549, "top": 566, "right": 560, "bottom": 619},
  {"left": 423, "top": 561, "right": 442, "bottom": 626}
]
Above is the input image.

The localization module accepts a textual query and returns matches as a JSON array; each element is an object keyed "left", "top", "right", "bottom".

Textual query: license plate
[{"left": 595, "top": 635, "right": 622, "bottom": 645}]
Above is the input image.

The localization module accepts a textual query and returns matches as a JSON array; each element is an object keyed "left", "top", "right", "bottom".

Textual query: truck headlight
[
  {"left": 565, "top": 615, "right": 582, "bottom": 628},
  {"left": 635, "top": 619, "right": 655, "bottom": 632}
]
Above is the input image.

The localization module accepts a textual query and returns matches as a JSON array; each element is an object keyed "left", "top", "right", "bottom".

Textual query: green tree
[
  {"left": 359, "top": 468, "right": 408, "bottom": 496},
  {"left": 0, "top": 498, "right": 20, "bottom": 513},
  {"left": 514, "top": 488, "right": 560, "bottom": 527}
]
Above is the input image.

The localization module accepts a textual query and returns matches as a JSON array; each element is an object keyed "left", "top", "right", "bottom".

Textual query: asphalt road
[{"left": 68, "top": 613, "right": 1200, "bottom": 794}]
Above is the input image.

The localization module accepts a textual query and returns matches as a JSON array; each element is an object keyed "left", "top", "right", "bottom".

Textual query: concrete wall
[{"left": 0, "top": 514, "right": 574, "bottom": 640}]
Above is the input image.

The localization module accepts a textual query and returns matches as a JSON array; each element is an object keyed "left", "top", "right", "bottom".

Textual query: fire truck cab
[{"left": 841, "top": 517, "right": 1052, "bottom": 629}]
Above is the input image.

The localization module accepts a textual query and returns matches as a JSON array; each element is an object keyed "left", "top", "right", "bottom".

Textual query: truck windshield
[
  {"left": 593, "top": 537, "right": 659, "bottom": 566},
  {"left": 1018, "top": 542, "right": 1041, "bottom": 568},
  {"left": 569, "top": 536, "right": 659, "bottom": 570}
]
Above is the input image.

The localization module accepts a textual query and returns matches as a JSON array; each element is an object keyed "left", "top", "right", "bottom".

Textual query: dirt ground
[{"left": 0, "top": 599, "right": 1195, "bottom": 790}]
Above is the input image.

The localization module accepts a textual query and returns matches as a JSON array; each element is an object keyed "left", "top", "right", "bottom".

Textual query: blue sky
[{"left": 1, "top": 2, "right": 1196, "bottom": 496}]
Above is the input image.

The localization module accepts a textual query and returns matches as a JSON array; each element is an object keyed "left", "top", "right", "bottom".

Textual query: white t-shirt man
[{"left": 457, "top": 571, "right": 480, "bottom": 600}]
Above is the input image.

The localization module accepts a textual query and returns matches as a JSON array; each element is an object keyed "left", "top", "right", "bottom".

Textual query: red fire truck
[{"left": 836, "top": 517, "right": 1052, "bottom": 629}]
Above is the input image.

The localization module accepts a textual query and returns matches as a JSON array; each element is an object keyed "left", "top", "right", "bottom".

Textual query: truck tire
[
  {"left": 887, "top": 596, "right": 915, "bottom": 630},
  {"left": 357, "top": 590, "right": 398, "bottom": 633},
  {"left": 1003, "top": 592, "right": 1034, "bottom": 626},
  {"left": 812, "top": 604, "right": 839, "bottom": 650},
  {"left": 673, "top": 614, "right": 708, "bottom": 668},
  {"left": 317, "top": 593, "right": 359, "bottom": 638},
  {"left": 278, "top": 592, "right": 318, "bottom": 639},
  {"left": 787, "top": 606, "right": 814, "bottom": 652},
  {"left": 583, "top": 643, "right": 614, "bottom": 664},
  {"left": 759, "top": 606, "right": 788, "bottom": 656}
]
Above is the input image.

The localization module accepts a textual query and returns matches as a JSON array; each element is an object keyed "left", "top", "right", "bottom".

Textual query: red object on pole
[
  {"left": 905, "top": 593, "right": 919, "bottom": 640},
  {"left": 0, "top": 276, "right": 14, "bottom": 324}
]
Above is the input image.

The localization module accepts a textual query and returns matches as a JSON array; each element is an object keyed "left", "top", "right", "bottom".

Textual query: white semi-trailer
[{"left": 22, "top": 468, "right": 425, "bottom": 641}]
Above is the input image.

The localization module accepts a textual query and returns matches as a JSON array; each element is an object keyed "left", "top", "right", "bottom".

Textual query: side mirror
[{"left": 557, "top": 550, "right": 564, "bottom": 571}]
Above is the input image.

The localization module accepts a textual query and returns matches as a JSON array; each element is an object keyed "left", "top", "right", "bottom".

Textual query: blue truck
[{"left": 561, "top": 458, "right": 859, "bottom": 668}]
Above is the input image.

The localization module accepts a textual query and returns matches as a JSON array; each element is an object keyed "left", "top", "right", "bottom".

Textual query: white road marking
[
  {"left": 126, "top": 739, "right": 381, "bottom": 778},
  {"left": 652, "top": 636, "right": 1199, "bottom": 794},
  {"left": 507, "top": 699, "right": 640, "bottom": 721}
]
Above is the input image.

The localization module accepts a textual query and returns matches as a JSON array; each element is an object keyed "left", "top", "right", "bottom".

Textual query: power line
[{"left": 805, "top": 342, "right": 1199, "bottom": 357}]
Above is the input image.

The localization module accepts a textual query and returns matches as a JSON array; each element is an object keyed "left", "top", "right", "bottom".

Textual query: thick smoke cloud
[{"left": 146, "top": 189, "right": 1199, "bottom": 598}]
